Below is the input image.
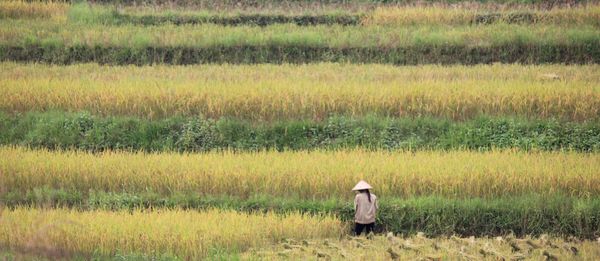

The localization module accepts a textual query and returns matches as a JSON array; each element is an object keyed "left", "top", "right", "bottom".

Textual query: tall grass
[
  {"left": 363, "top": 5, "right": 600, "bottom": 26},
  {"left": 4, "top": 2, "right": 598, "bottom": 27},
  {"left": 1, "top": 19, "right": 597, "bottom": 48},
  {"left": 1, "top": 147, "right": 599, "bottom": 199},
  {"left": 65, "top": 0, "right": 118, "bottom": 25},
  {"left": 1, "top": 63, "right": 597, "bottom": 121},
  {"left": 62, "top": 3, "right": 600, "bottom": 27},
  {"left": 63, "top": 2, "right": 363, "bottom": 26},
  {"left": 0, "top": 207, "right": 343, "bottom": 259},
  {"left": 0, "top": 1, "right": 67, "bottom": 19},
  {"left": 2, "top": 20, "right": 596, "bottom": 64}
]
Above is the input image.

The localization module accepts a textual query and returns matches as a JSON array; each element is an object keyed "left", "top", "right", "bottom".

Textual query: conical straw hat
[{"left": 352, "top": 180, "right": 373, "bottom": 191}]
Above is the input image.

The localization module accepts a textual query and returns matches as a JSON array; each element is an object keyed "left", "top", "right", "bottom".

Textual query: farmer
[{"left": 352, "top": 180, "right": 378, "bottom": 236}]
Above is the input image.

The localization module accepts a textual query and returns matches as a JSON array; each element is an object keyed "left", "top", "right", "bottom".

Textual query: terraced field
[{"left": 1, "top": 0, "right": 599, "bottom": 260}]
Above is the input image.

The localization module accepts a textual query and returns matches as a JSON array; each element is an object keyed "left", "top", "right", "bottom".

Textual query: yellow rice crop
[
  {"left": 363, "top": 6, "right": 476, "bottom": 26},
  {"left": 1, "top": 63, "right": 598, "bottom": 121},
  {"left": 362, "top": 5, "right": 600, "bottom": 26},
  {"left": 0, "top": 207, "right": 343, "bottom": 259},
  {"left": 0, "top": 0, "right": 67, "bottom": 19},
  {"left": 1, "top": 146, "right": 598, "bottom": 199}
]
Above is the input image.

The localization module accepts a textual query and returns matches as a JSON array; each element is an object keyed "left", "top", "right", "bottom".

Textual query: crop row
[
  {"left": 1, "top": 20, "right": 596, "bottom": 64},
  {"left": 364, "top": 6, "right": 600, "bottom": 26},
  {"left": 75, "top": 10, "right": 363, "bottom": 26},
  {"left": 1, "top": 112, "right": 598, "bottom": 152},
  {"left": 5, "top": 2, "right": 599, "bottom": 27},
  {"left": 2, "top": 147, "right": 599, "bottom": 199},
  {"left": 0, "top": 207, "right": 341, "bottom": 260},
  {"left": 78, "top": 5, "right": 600, "bottom": 27},
  {"left": 2, "top": 63, "right": 598, "bottom": 121},
  {"left": 0, "top": 1, "right": 67, "bottom": 19},
  {"left": 3, "top": 20, "right": 596, "bottom": 48},
  {"left": 6, "top": 0, "right": 593, "bottom": 10},
  {"left": 2, "top": 190, "right": 599, "bottom": 238},
  {"left": 73, "top": 4, "right": 600, "bottom": 27}
]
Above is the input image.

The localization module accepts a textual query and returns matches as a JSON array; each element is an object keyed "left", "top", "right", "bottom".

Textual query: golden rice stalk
[
  {"left": 1, "top": 146, "right": 598, "bottom": 199},
  {"left": 0, "top": 207, "right": 343, "bottom": 259},
  {"left": 0, "top": 63, "right": 597, "bottom": 121}
]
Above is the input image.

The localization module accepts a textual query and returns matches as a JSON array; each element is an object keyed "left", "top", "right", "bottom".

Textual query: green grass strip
[
  {"left": 1, "top": 111, "right": 598, "bottom": 152},
  {"left": 2, "top": 189, "right": 599, "bottom": 238}
]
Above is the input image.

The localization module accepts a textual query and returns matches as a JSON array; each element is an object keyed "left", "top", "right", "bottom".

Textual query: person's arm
[
  {"left": 375, "top": 197, "right": 379, "bottom": 211},
  {"left": 354, "top": 195, "right": 358, "bottom": 210}
]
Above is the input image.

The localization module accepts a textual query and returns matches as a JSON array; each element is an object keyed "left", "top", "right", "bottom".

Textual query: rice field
[
  {"left": 0, "top": 207, "right": 342, "bottom": 259},
  {"left": 1, "top": 3, "right": 598, "bottom": 65},
  {"left": 3, "top": 1, "right": 599, "bottom": 27},
  {"left": 1, "top": 63, "right": 598, "bottom": 120},
  {"left": 1, "top": 206, "right": 598, "bottom": 259},
  {"left": 2, "top": 207, "right": 598, "bottom": 260},
  {"left": 1, "top": 0, "right": 599, "bottom": 259},
  {"left": 2, "top": 147, "right": 598, "bottom": 199}
]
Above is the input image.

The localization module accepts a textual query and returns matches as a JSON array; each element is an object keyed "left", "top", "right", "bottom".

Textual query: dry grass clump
[
  {"left": 2, "top": 147, "right": 599, "bottom": 199},
  {"left": 0, "top": 207, "right": 343, "bottom": 259}
]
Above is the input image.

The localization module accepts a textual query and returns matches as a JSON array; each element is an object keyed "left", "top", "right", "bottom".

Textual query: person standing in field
[{"left": 352, "top": 180, "right": 378, "bottom": 236}]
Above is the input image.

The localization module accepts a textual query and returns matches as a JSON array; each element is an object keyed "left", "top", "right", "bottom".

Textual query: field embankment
[{"left": 1, "top": 112, "right": 598, "bottom": 152}]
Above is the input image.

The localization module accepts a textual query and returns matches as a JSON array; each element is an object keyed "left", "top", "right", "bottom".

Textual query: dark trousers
[{"left": 354, "top": 222, "right": 374, "bottom": 236}]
